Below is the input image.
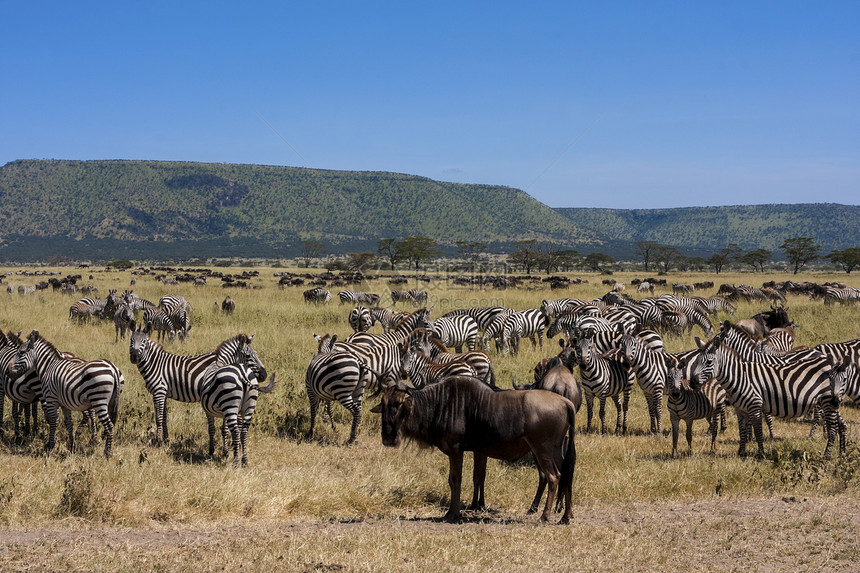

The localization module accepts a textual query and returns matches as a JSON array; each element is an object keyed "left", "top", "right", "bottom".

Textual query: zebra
[
  {"left": 756, "top": 328, "right": 795, "bottom": 354},
  {"left": 200, "top": 349, "right": 275, "bottom": 466},
  {"left": 665, "top": 362, "right": 727, "bottom": 457},
  {"left": 122, "top": 290, "right": 156, "bottom": 313},
  {"left": 303, "top": 287, "right": 332, "bottom": 305},
  {"left": 572, "top": 326, "right": 664, "bottom": 355},
  {"left": 390, "top": 288, "right": 428, "bottom": 307},
  {"left": 570, "top": 335, "right": 635, "bottom": 434},
  {"left": 431, "top": 314, "right": 479, "bottom": 353},
  {"left": 10, "top": 330, "right": 124, "bottom": 458},
  {"left": 346, "top": 308, "right": 433, "bottom": 348},
  {"left": 540, "top": 298, "right": 591, "bottom": 319},
  {"left": 398, "top": 342, "right": 477, "bottom": 388},
  {"left": 409, "top": 328, "right": 496, "bottom": 387},
  {"left": 1, "top": 330, "right": 39, "bottom": 438},
  {"left": 128, "top": 330, "right": 262, "bottom": 446},
  {"left": 349, "top": 306, "right": 374, "bottom": 333},
  {"left": 598, "top": 306, "right": 637, "bottom": 334},
  {"left": 143, "top": 307, "right": 175, "bottom": 341},
  {"left": 167, "top": 307, "right": 191, "bottom": 341},
  {"left": 690, "top": 336, "right": 844, "bottom": 458},
  {"left": 442, "top": 306, "right": 506, "bottom": 334},
  {"left": 817, "top": 286, "right": 860, "bottom": 305},
  {"left": 159, "top": 295, "right": 192, "bottom": 313},
  {"left": 620, "top": 333, "right": 671, "bottom": 434},
  {"left": 479, "top": 308, "right": 514, "bottom": 352},
  {"left": 546, "top": 312, "right": 614, "bottom": 340},
  {"left": 637, "top": 281, "right": 655, "bottom": 294},
  {"left": 500, "top": 309, "right": 547, "bottom": 356},
  {"left": 338, "top": 290, "right": 381, "bottom": 306},
  {"left": 69, "top": 290, "right": 119, "bottom": 323},
  {"left": 690, "top": 296, "right": 736, "bottom": 317},
  {"left": 113, "top": 303, "right": 136, "bottom": 343},
  {"left": 305, "top": 344, "right": 370, "bottom": 444},
  {"left": 814, "top": 338, "right": 860, "bottom": 369}
]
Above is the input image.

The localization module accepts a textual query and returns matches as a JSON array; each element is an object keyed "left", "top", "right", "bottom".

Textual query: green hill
[
  {"left": 0, "top": 159, "right": 597, "bottom": 261},
  {"left": 0, "top": 159, "right": 856, "bottom": 262}
]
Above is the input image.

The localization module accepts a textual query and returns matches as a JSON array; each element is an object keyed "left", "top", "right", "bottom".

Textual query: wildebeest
[
  {"left": 735, "top": 304, "right": 791, "bottom": 339},
  {"left": 514, "top": 339, "right": 583, "bottom": 413},
  {"left": 370, "top": 376, "right": 576, "bottom": 524},
  {"left": 221, "top": 296, "right": 236, "bottom": 314}
]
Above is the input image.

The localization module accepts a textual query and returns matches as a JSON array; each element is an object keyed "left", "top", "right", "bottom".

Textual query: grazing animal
[
  {"left": 303, "top": 287, "right": 332, "bottom": 305},
  {"left": 129, "top": 330, "right": 262, "bottom": 446},
  {"left": 10, "top": 331, "right": 123, "bottom": 458},
  {"left": 515, "top": 341, "right": 582, "bottom": 412},
  {"left": 620, "top": 334, "right": 671, "bottom": 434},
  {"left": 338, "top": 290, "right": 381, "bottom": 306},
  {"left": 200, "top": 355, "right": 274, "bottom": 466},
  {"left": 570, "top": 336, "right": 635, "bottom": 434},
  {"left": 348, "top": 306, "right": 374, "bottom": 333},
  {"left": 113, "top": 303, "right": 135, "bottom": 343},
  {"left": 221, "top": 296, "right": 236, "bottom": 314},
  {"left": 371, "top": 376, "right": 576, "bottom": 524},
  {"left": 305, "top": 341, "right": 370, "bottom": 444},
  {"left": 158, "top": 295, "right": 192, "bottom": 313},
  {"left": 398, "top": 342, "right": 477, "bottom": 387},
  {"left": 410, "top": 329, "right": 496, "bottom": 387},
  {"left": 690, "top": 336, "right": 843, "bottom": 458},
  {"left": 665, "top": 362, "right": 726, "bottom": 458},
  {"left": 430, "top": 315, "right": 479, "bottom": 353}
]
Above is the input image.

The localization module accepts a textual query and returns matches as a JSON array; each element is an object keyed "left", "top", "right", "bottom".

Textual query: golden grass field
[{"left": 0, "top": 266, "right": 858, "bottom": 572}]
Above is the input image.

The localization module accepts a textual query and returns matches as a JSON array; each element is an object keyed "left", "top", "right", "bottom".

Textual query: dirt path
[{"left": 1, "top": 495, "right": 859, "bottom": 572}]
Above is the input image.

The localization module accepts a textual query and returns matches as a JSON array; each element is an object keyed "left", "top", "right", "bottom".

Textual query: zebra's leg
[
  {"left": 63, "top": 407, "right": 74, "bottom": 453},
  {"left": 750, "top": 410, "right": 765, "bottom": 457},
  {"left": 162, "top": 401, "right": 169, "bottom": 443},
  {"left": 809, "top": 403, "right": 822, "bottom": 438},
  {"left": 224, "top": 414, "right": 239, "bottom": 467},
  {"left": 347, "top": 400, "right": 362, "bottom": 445},
  {"left": 96, "top": 406, "right": 114, "bottom": 459},
  {"left": 645, "top": 393, "right": 658, "bottom": 434},
  {"left": 736, "top": 410, "right": 749, "bottom": 457},
  {"left": 584, "top": 394, "right": 594, "bottom": 433},
  {"left": 621, "top": 387, "right": 631, "bottom": 435},
  {"left": 43, "top": 400, "right": 59, "bottom": 452},
  {"left": 325, "top": 401, "right": 336, "bottom": 431},
  {"left": 670, "top": 413, "right": 681, "bottom": 459},
  {"left": 152, "top": 394, "right": 166, "bottom": 446},
  {"left": 764, "top": 413, "right": 775, "bottom": 440},
  {"left": 708, "top": 413, "right": 718, "bottom": 456},
  {"left": 240, "top": 417, "right": 250, "bottom": 467},
  {"left": 220, "top": 417, "right": 230, "bottom": 459},
  {"left": 612, "top": 394, "right": 624, "bottom": 435},
  {"left": 654, "top": 389, "right": 663, "bottom": 435},
  {"left": 11, "top": 401, "right": 21, "bottom": 439},
  {"left": 598, "top": 395, "right": 608, "bottom": 434},
  {"left": 306, "top": 394, "right": 319, "bottom": 440},
  {"left": 822, "top": 407, "right": 837, "bottom": 460},
  {"left": 30, "top": 400, "right": 38, "bottom": 437},
  {"left": 685, "top": 418, "right": 694, "bottom": 455},
  {"left": 206, "top": 414, "right": 216, "bottom": 458},
  {"left": 719, "top": 405, "right": 728, "bottom": 433}
]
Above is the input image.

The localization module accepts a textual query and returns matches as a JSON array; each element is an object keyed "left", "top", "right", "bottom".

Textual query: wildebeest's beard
[{"left": 379, "top": 389, "right": 412, "bottom": 447}]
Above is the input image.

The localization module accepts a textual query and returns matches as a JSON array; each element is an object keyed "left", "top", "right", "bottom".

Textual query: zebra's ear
[
  {"left": 558, "top": 338, "right": 565, "bottom": 349},
  {"left": 247, "top": 334, "right": 255, "bottom": 344}
]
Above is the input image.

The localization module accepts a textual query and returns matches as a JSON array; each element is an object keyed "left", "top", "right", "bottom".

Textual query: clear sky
[{"left": 2, "top": 1, "right": 858, "bottom": 209}]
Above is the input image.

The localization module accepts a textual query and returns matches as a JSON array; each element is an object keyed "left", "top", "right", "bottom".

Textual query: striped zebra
[
  {"left": 818, "top": 285, "right": 860, "bottom": 305},
  {"left": 442, "top": 307, "right": 506, "bottom": 334},
  {"left": 113, "top": 303, "right": 136, "bottom": 343},
  {"left": 814, "top": 338, "right": 860, "bottom": 369},
  {"left": 349, "top": 306, "right": 374, "bottom": 333},
  {"left": 572, "top": 327, "right": 665, "bottom": 355},
  {"left": 128, "top": 330, "right": 262, "bottom": 446},
  {"left": 690, "top": 336, "right": 844, "bottom": 458},
  {"left": 599, "top": 306, "right": 638, "bottom": 334},
  {"left": 809, "top": 360, "right": 855, "bottom": 444},
  {"left": 351, "top": 307, "right": 410, "bottom": 333},
  {"left": 691, "top": 296, "right": 736, "bottom": 316},
  {"left": 143, "top": 307, "right": 175, "bottom": 341},
  {"left": 159, "top": 295, "right": 192, "bottom": 313},
  {"left": 200, "top": 351, "right": 275, "bottom": 466},
  {"left": 391, "top": 288, "right": 429, "bottom": 307},
  {"left": 546, "top": 312, "right": 614, "bottom": 340},
  {"left": 1, "top": 331, "right": 39, "bottom": 438},
  {"left": 479, "top": 308, "right": 514, "bottom": 352},
  {"left": 756, "top": 328, "right": 795, "bottom": 354},
  {"left": 122, "top": 290, "right": 156, "bottom": 313},
  {"left": 303, "top": 287, "right": 332, "bottom": 305},
  {"left": 431, "top": 315, "right": 479, "bottom": 353},
  {"left": 10, "top": 330, "right": 123, "bottom": 458},
  {"left": 346, "top": 308, "right": 433, "bottom": 347},
  {"left": 409, "top": 328, "right": 495, "bottom": 387},
  {"left": 398, "top": 342, "right": 476, "bottom": 387},
  {"left": 338, "top": 290, "right": 381, "bottom": 306},
  {"left": 570, "top": 335, "right": 635, "bottom": 434},
  {"left": 540, "top": 298, "right": 591, "bottom": 319},
  {"left": 500, "top": 309, "right": 548, "bottom": 356},
  {"left": 167, "top": 307, "right": 191, "bottom": 341},
  {"left": 305, "top": 344, "right": 370, "bottom": 444},
  {"left": 68, "top": 289, "right": 119, "bottom": 323},
  {"left": 620, "top": 333, "right": 671, "bottom": 434},
  {"left": 665, "top": 362, "right": 727, "bottom": 457}
]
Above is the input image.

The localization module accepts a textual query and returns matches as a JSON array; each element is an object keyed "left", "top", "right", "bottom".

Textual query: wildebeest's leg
[
  {"left": 444, "top": 451, "right": 464, "bottom": 522},
  {"left": 528, "top": 453, "right": 546, "bottom": 514},
  {"left": 531, "top": 448, "right": 560, "bottom": 523},
  {"left": 469, "top": 453, "right": 487, "bottom": 511}
]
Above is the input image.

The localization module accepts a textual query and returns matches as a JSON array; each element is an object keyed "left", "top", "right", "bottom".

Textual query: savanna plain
[{"left": 0, "top": 267, "right": 858, "bottom": 572}]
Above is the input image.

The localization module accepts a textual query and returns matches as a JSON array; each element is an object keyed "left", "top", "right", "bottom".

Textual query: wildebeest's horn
[
  {"left": 512, "top": 375, "right": 524, "bottom": 390},
  {"left": 395, "top": 379, "right": 415, "bottom": 392}
]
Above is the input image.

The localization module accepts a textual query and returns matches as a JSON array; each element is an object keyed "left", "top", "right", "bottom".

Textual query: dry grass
[{"left": 1, "top": 267, "right": 859, "bottom": 571}]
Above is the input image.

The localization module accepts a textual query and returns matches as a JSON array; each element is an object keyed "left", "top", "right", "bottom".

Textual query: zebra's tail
[
  {"left": 108, "top": 373, "right": 123, "bottom": 425},
  {"left": 258, "top": 371, "right": 278, "bottom": 394},
  {"left": 485, "top": 363, "right": 497, "bottom": 388}
]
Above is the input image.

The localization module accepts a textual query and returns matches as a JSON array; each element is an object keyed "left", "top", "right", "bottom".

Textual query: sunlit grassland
[{"left": 0, "top": 267, "right": 858, "bottom": 532}]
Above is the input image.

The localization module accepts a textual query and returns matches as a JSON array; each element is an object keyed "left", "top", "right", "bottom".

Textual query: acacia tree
[
  {"left": 395, "top": 236, "right": 440, "bottom": 270},
  {"left": 634, "top": 240, "right": 659, "bottom": 272},
  {"left": 737, "top": 249, "right": 771, "bottom": 272},
  {"left": 654, "top": 245, "right": 680, "bottom": 273},
  {"left": 507, "top": 239, "right": 540, "bottom": 274},
  {"left": 456, "top": 240, "right": 488, "bottom": 274},
  {"left": 584, "top": 252, "right": 614, "bottom": 272},
  {"left": 707, "top": 253, "right": 730, "bottom": 274},
  {"left": 300, "top": 240, "right": 326, "bottom": 267},
  {"left": 377, "top": 238, "right": 399, "bottom": 270},
  {"left": 781, "top": 237, "right": 821, "bottom": 275},
  {"left": 827, "top": 247, "right": 860, "bottom": 274},
  {"left": 346, "top": 252, "right": 377, "bottom": 271}
]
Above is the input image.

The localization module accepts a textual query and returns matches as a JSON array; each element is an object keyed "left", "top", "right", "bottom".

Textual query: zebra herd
[{"left": 304, "top": 290, "right": 858, "bottom": 460}]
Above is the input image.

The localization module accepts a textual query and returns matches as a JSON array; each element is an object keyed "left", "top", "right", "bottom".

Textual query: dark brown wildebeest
[
  {"left": 734, "top": 304, "right": 791, "bottom": 339},
  {"left": 371, "top": 376, "right": 576, "bottom": 524},
  {"left": 221, "top": 296, "right": 236, "bottom": 314},
  {"left": 515, "top": 340, "right": 582, "bottom": 413}
]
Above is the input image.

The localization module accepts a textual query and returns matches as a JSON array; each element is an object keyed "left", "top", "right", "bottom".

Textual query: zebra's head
[
  {"left": 222, "top": 334, "right": 267, "bottom": 382},
  {"left": 690, "top": 337, "right": 721, "bottom": 389},
  {"left": 620, "top": 334, "right": 641, "bottom": 365},
  {"left": 10, "top": 330, "right": 39, "bottom": 377},
  {"left": 573, "top": 336, "right": 593, "bottom": 367},
  {"left": 667, "top": 359, "right": 685, "bottom": 398},
  {"left": 349, "top": 306, "right": 372, "bottom": 333},
  {"left": 828, "top": 360, "right": 856, "bottom": 405},
  {"left": 397, "top": 342, "right": 416, "bottom": 379},
  {"left": 129, "top": 329, "right": 151, "bottom": 364}
]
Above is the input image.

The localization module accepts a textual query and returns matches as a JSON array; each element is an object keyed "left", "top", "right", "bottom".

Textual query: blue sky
[{"left": 2, "top": 1, "right": 858, "bottom": 208}]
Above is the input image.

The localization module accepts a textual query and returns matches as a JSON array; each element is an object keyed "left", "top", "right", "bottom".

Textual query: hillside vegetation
[{"left": 0, "top": 159, "right": 857, "bottom": 262}]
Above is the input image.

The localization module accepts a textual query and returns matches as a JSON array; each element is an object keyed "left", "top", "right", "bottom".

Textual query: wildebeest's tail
[
  {"left": 559, "top": 402, "right": 577, "bottom": 517},
  {"left": 108, "top": 373, "right": 123, "bottom": 425},
  {"left": 486, "top": 363, "right": 497, "bottom": 388}
]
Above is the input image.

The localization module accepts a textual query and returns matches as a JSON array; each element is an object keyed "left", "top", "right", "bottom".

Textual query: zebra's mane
[
  {"left": 215, "top": 334, "right": 251, "bottom": 357},
  {"left": 27, "top": 330, "right": 62, "bottom": 357},
  {"left": 719, "top": 321, "right": 757, "bottom": 343},
  {"left": 6, "top": 331, "right": 22, "bottom": 345}
]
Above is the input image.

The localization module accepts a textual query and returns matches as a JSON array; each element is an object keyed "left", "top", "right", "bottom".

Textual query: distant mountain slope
[
  {"left": 555, "top": 204, "right": 860, "bottom": 255},
  {"left": 0, "top": 159, "right": 856, "bottom": 262},
  {"left": 0, "top": 160, "right": 596, "bottom": 259}
]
